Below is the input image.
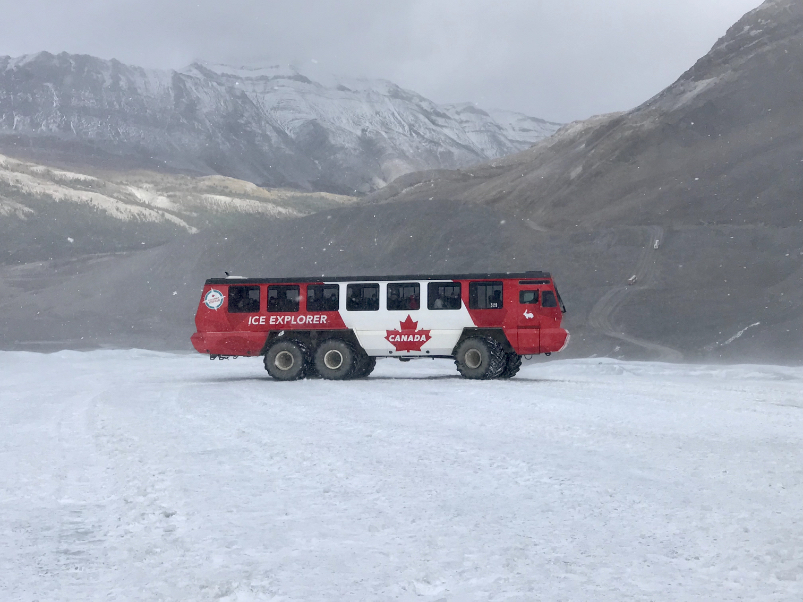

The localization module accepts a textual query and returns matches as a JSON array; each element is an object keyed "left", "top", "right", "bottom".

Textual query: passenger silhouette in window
[
  {"left": 347, "top": 284, "right": 379, "bottom": 311},
  {"left": 387, "top": 283, "right": 420, "bottom": 311},
  {"left": 228, "top": 286, "right": 260, "bottom": 313},
  {"left": 307, "top": 285, "right": 339, "bottom": 311},
  {"left": 268, "top": 286, "right": 300, "bottom": 312}
]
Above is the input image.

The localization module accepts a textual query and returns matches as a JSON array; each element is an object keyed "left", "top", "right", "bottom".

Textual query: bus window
[
  {"left": 268, "top": 285, "right": 300, "bottom": 312},
  {"left": 346, "top": 283, "right": 379, "bottom": 311},
  {"left": 387, "top": 283, "right": 420, "bottom": 311},
  {"left": 519, "top": 290, "right": 539, "bottom": 304},
  {"left": 469, "top": 282, "right": 503, "bottom": 309},
  {"left": 427, "top": 282, "right": 461, "bottom": 310},
  {"left": 555, "top": 287, "right": 567, "bottom": 313},
  {"left": 307, "top": 284, "right": 339, "bottom": 312},
  {"left": 228, "top": 286, "right": 260, "bottom": 313}
]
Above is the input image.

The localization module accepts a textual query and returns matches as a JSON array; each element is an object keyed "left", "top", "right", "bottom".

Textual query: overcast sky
[{"left": 0, "top": 0, "right": 763, "bottom": 122}]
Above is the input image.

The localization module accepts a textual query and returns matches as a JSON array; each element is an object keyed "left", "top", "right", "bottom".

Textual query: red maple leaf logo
[{"left": 385, "top": 315, "right": 432, "bottom": 352}]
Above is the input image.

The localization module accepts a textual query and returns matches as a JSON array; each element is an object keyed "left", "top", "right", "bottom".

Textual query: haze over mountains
[
  {"left": 0, "top": 0, "right": 800, "bottom": 363},
  {"left": 370, "top": 0, "right": 801, "bottom": 231},
  {"left": 0, "top": 54, "right": 559, "bottom": 195}
]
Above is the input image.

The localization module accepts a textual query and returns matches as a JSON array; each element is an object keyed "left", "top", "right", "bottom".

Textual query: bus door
[{"left": 516, "top": 285, "right": 542, "bottom": 353}]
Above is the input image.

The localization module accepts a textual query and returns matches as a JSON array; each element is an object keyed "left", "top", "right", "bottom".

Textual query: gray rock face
[
  {"left": 0, "top": 55, "right": 560, "bottom": 195},
  {"left": 368, "top": 0, "right": 802, "bottom": 230}
]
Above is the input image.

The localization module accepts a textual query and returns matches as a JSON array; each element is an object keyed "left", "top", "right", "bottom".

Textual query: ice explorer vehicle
[{"left": 191, "top": 271, "right": 569, "bottom": 380}]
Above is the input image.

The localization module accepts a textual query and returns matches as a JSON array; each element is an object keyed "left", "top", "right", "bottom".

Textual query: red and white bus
[{"left": 191, "top": 271, "right": 569, "bottom": 380}]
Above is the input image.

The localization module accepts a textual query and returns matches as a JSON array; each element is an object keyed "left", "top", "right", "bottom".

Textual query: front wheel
[
  {"left": 264, "top": 340, "right": 308, "bottom": 381},
  {"left": 314, "top": 339, "right": 356, "bottom": 380},
  {"left": 454, "top": 337, "right": 506, "bottom": 380}
]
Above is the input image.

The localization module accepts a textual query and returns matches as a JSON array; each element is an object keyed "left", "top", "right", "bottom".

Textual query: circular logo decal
[{"left": 204, "top": 289, "right": 225, "bottom": 310}]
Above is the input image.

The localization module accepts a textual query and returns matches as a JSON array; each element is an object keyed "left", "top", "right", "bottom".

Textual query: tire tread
[
  {"left": 264, "top": 339, "right": 308, "bottom": 381},
  {"left": 498, "top": 352, "right": 522, "bottom": 379},
  {"left": 455, "top": 336, "right": 507, "bottom": 379}
]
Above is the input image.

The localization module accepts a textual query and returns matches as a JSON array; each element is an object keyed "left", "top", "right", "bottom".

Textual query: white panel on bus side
[
  {"left": 332, "top": 280, "right": 475, "bottom": 357},
  {"left": 355, "top": 330, "right": 465, "bottom": 357}
]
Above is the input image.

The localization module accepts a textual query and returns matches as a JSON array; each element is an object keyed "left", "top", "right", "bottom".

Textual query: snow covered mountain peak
[
  {"left": 183, "top": 60, "right": 412, "bottom": 93},
  {"left": 0, "top": 52, "right": 561, "bottom": 194},
  {"left": 182, "top": 61, "right": 317, "bottom": 85}
]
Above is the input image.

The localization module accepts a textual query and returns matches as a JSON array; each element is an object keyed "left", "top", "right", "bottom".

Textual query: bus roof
[{"left": 205, "top": 271, "right": 552, "bottom": 285}]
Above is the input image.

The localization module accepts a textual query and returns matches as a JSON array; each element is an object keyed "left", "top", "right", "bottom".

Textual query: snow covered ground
[{"left": 1, "top": 351, "right": 802, "bottom": 601}]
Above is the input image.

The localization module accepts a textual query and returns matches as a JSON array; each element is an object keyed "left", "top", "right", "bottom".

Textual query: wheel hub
[
  {"left": 274, "top": 350, "right": 295, "bottom": 371},
  {"left": 324, "top": 349, "right": 344, "bottom": 370},
  {"left": 465, "top": 348, "right": 482, "bottom": 370}
]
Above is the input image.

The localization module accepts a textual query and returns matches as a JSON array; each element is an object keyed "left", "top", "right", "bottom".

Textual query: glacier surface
[{"left": 1, "top": 351, "right": 802, "bottom": 601}]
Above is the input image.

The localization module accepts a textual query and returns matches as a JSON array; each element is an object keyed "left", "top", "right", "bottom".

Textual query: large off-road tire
[
  {"left": 351, "top": 353, "right": 377, "bottom": 379},
  {"left": 498, "top": 352, "right": 522, "bottom": 379},
  {"left": 454, "top": 336, "right": 507, "bottom": 380},
  {"left": 314, "top": 338, "right": 357, "bottom": 380},
  {"left": 264, "top": 340, "right": 308, "bottom": 381}
]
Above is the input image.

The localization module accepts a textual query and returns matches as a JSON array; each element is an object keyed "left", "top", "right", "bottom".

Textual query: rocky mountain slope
[
  {"left": 369, "top": 0, "right": 802, "bottom": 230},
  {"left": 0, "top": 153, "right": 356, "bottom": 263},
  {"left": 355, "top": 0, "right": 803, "bottom": 361},
  {"left": 0, "top": 55, "right": 560, "bottom": 195},
  {"left": 2, "top": 199, "right": 799, "bottom": 362}
]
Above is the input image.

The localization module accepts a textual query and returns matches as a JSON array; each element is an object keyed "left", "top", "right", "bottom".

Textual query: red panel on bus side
[
  {"left": 461, "top": 279, "right": 513, "bottom": 329},
  {"left": 194, "top": 285, "right": 231, "bottom": 334},
  {"left": 193, "top": 283, "right": 347, "bottom": 356},
  {"left": 540, "top": 328, "right": 569, "bottom": 353},
  {"left": 516, "top": 329, "right": 540, "bottom": 355},
  {"left": 191, "top": 331, "right": 267, "bottom": 356},
  {"left": 461, "top": 279, "right": 531, "bottom": 350}
]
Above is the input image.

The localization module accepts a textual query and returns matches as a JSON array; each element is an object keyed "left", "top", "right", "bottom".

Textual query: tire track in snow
[
  {"left": 36, "top": 387, "right": 114, "bottom": 600},
  {"left": 588, "top": 225, "right": 683, "bottom": 361}
]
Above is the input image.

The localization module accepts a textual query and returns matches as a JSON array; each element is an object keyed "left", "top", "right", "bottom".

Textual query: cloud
[{"left": 0, "top": 0, "right": 763, "bottom": 121}]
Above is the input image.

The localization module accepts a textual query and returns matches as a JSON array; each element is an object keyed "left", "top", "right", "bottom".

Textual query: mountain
[
  {"left": 1, "top": 0, "right": 800, "bottom": 363},
  {"left": 369, "top": 0, "right": 802, "bottom": 230},
  {"left": 440, "top": 103, "right": 560, "bottom": 159},
  {"left": 0, "top": 54, "right": 561, "bottom": 195},
  {"left": 359, "top": 0, "right": 803, "bottom": 362}
]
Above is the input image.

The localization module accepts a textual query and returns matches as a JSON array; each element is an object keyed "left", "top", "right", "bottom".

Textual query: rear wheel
[
  {"left": 498, "top": 352, "right": 522, "bottom": 379},
  {"left": 454, "top": 336, "right": 506, "bottom": 380},
  {"left": 351, "top": 353, "right": 376, "bottom": 379},
  {"left": 264, "top": 340, "right": 308, "bottom": 381},
  {"left": 314, "top": 338, "right": 356, "bottom": 380}
]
